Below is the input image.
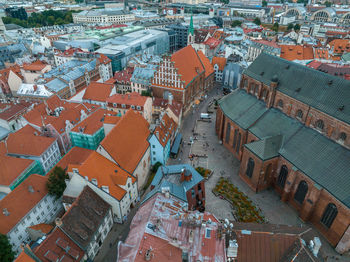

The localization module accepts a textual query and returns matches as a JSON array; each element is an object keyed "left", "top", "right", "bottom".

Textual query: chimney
[
  {"left": 28, "top": 185, "right": 34, "bottom": 193},
  {"left": 168, "top": 93, "right": 173, "bottom": 105},
  {"left": 2, "top": 208, "right": 10, "bottom": 216},
  {"left": 180, "top": 168, "right": 186, "bottom": 182},
  {"left": 55, "top": 217, "right": 63, "bottom": 227},
  {"left": 185, "top": 172, "right": 192, "bottom": 182},
  {"left": 227, "top": 239, "right": 238, "bottom": 258},
  {"left": 145, "top": 248, "right": 152, "bottom": 261}
]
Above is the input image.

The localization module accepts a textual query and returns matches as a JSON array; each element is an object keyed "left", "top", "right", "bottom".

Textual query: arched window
[
  {"left": 246, "top": 158, "right": 255, "bottom": 178},
  {"left": 296, "top": 109, "right": 303, "bottom": 119},
  {"left": 339, "top": 132, "right": 347, "bottom": 142},
  {"left": 233, "top": 129, "right": 238, "bottom": 149},
  {"left": 277, "top": 99, "right": 284, "bottom": 109},
  {"left": 243, "top": 79, "right": 248, "bottom": 88},
  {"left": 315, "top": 119, "right": 324, "bottom": 131},
  {"left": 225, "top": 123, "right": 231, "bottom": 143},
  {"left": 264, "top": 164, "right": 272, "bottom": 182},
  {"left": 321, "top": 203, "right": 338, "bottom": 228},
  {"left": 277, "top": 165, "right": 288, "bottom": 188},
  {"left": 254, "top": 84, "right": 259, "bottom": 95},
  {"left": 236, "top": 133, "right": 241, "bottom": 154},
  {"left": 262, "top": 89, "right": 267, "bottom": 99},
  {"left": 294, "top": 181, "right": 308, "bottom": 204}
]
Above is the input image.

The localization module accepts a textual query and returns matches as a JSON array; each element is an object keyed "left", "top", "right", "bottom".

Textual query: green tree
[
  {"left": 294, "top": 24, "right": 301, "bottom": 31},
  {"left": 141, "top": 90, "right": 152, "bottom": 97},
  {"left": 47, "top": 16, "right": 55, "bottom": 26},
  {"left": 287, "top": 23, "right": 294, "bottom": 30},
  {"left": 0, "top": 234, "right": 15, "bottom": 262},
  {"left": 272, "top": 22, "right": 279, "bottom": 32},
  {"left": 253, "top": 17, "right": 261, "bottom": 25},
  {"left": 47, "top": 166, "right": 68, "bottom": 198},
  {"left": 325, "top": 1, "right": 331, "bottom": 7},
  {"left": 262, "top": 0, "right": 267, "bottom": 6},
  {"left": 231, "top": 20, "right": 242, "bottom": 27}
]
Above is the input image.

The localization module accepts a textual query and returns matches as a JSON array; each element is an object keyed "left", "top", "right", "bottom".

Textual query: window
[
  {"left": 277, "top": 99, "right": 284, "bottom": 109},
  {"left": 36, "top": 216, "right": 40, "bottom": 221},
  {"left": 339, "top": 132, "right": 347, "bottom": 142},
  {"left": 225, "top": 123, "right": 231, "bottom": 143},
  {"left": 245, "top": 158, "right": 255, "bottom": 178},
  {"left": 137, "top": 106, "right": 141, "bottom": 110},
  {"left": 296, "top": 110, "right": 303, "bottom": 119},
  {"left": 198, "top": 183, "right": 202, "bottom": 192},
  {"left": 191, "top": 189, "right": 195, "bottom": 198},
  {"left": 233, "top": 129, "right": 238, "bottom": 149},
  {"left": 236, "top": 133, "right": 241, "bottom": 154},
  {"left": 122, "top": 104, "right": 126, "bottom": 108},
  {"left": 277, "top": 165, "right": 288, "bottom": 188},
  {"left": 320, "top": 203, "right": 338, "bottom": 228},
  {"left": 315, "top": 120, "right": 324, "bottom": 131},
  {"left": 18, "top": 235, "right": 22, "bottom": 241},
  {"left": 294, "top": 181, "right": 308, "bottom": 204},
  {"left": 128, "top": 183, "right": 130, "bottom": 188},
  {"left": 131, "top": 105, "right": 135, "bottom": 109},
  {"left": 41, "top": 211, "right": 45, "bottom": 216},
  {"left": 262, "top": 89, "right": 267, "bottom": 99},
  {"left": 14, "top": 228, "right": 19, "bottom": 233},
  {"left": 152, "top": 145, "right": 155, "bottom": 148}
]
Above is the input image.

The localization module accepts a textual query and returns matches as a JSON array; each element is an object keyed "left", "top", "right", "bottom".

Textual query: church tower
[{"left": 187, "top": 15, "right": 194, "bottom": 45}]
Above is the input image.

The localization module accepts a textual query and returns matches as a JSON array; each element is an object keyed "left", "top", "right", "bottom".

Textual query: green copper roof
[
  {"left": 245, "top": 135, "right": 283, "bottom": 161},
  {"left": 189, "top": 15, "right": 194, "bottom": 35}
]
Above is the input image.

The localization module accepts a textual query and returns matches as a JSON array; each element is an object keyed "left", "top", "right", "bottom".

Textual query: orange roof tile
[
  {"left": 107, "top": 92, "right": 147, "bottom": 107},
  {"left": 203, "top": 37, "right": 222, "bottom": 49},
  {"left": 328, "top": 39, "right": 350, "bottom": 55},
  {"left": 154, "top": 113, "right": 177, "bottom": 148},
  {"left": 76, "top": 152, "right": 135, "bottom": 200},
  {"left": 103, "top": 115, "right": 121, "bottom": 124},
  {"left": 197, "top": 51, "right": 214, "bottom": 78},
  {"left": 6, "top": 125, "right": 56, "bottom": 157},
  {"left": 50, "top": 147, "right": 93, "bottom": 173},
  {"left": 82, "top": 81, "right": 114, "bottom": 102},
  {"left": 71, "top": 108, "right": 106, "bottom": 135},
  {"left": 212, "top": 57, "right": 227, "bottom": 71},
  {"left": 0, "top": 174, "right": 48, "bottom": 234},
  {"left": 99, "top": 110, "right": 150, "bottom": 174},
  {"left": 314, "top": 48, "right": 329, "bottom": 60},
  {"left": 15, "top": 250, "right": 36, "bottom": 262},
  {"left": 0, "top": 152, "right": 34, "bottom": 186},
  {"left": 171, "top": 45, "right": 205, "bottom": 87},
  {"left": 28, "top": 223, "right": 54, "bottom": 234},
  {"left": 280, "top": 45, "right": 314, "bottom": 61},
  {"left": 22, "top": 60, "right": 47, "bottom": 71},
  {"left": 98, "top": 53, "right": 112, "bottom": 65}
]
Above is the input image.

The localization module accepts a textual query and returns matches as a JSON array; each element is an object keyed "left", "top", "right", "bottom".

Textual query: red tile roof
[
  {"left": 6, "top": 125, "right": 56, "bottom": 156},
  {"left": 82, "top": 82, "right": 114, "bottom": 102},
  {"left": 280, "top": 45, "right": 314, "bottom": 61},
  {"left": 28, "top": 223, "right": 54, "bottom": 234},
  {"left": 152, "top": 98, "right": 183, "bottom": 118},
  {"left": 15, "top": 250, "right": 36, "bottom": 262},
  {"left": 114, "top": 67, "right": 134, "bottom": 83},
  {"left": 34, "top": 227, "right": 85, "bottom": 262},
  {"left": 22, "top": 60, "right": 47, "bottom": 72},
  {"left": 103, "top": 115, "right": 121, "bottom": 124},
  {"left": 197, "top": 51, "right": 214, "bottom": 78},
  {"left": 212, "top": 57, "right": 227, "bottom": 71},
  {"left": 107, "top": 92, "right": 147, "bottom": 107},
  {"left": 98, "top": 53, "right": 112, "bottom": 65},
  {"left": 171, "top": 45, "right": 205, "bottom": 87},
  {"left": 314, "top": 48, "right": 329, "bottom": 60},
  {"left": 99, "top": 110, "right": 150, "bottom": 174},
  {"left": 0, "top": 174, "right": 48, "bottom": 234},
  {"left": 253, "top": 39, "right": 280, "bottom": 49},
  {"left": 0, "top": 102, "right": 30, "bottom": 121},
  {"left": 203, "top": 37, "right": 222, "bottom": 49},
  {"left": 154, "top": 113, "right": 177, "bottom": 147},
  {"left": 0, "top": 148, "right": 35, "bottom": 186},
  {"left": 73, "top": 152, "right": 135, "bottom": 200},
  {"left": 71, "top": 108, "right": 106, "bottom": 135},
  {"left": 50, "top": 147, "right": 93, "bottom": 173}
]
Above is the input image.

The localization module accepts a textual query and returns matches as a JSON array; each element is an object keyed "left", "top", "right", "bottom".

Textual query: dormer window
[
  {"left": 91, "top": 179, "right": 98, "bottom": 185},
  {"left": 122, "top": 104, "right": 126, "bottom": 108},
  {"left": 131, "top": 105, "right": 135, "bottom": 109}
]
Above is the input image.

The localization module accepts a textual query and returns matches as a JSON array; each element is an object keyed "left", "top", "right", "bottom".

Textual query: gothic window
[
  {"left": 233, "top": 129, "right": 238, "bottom": 149},
  {"left": 320, "top": 203, "right": 338, "bottom": 228},
  {"left": 296, "top": 109, "right": 303, "bottom": 119},
  {"left": 236, "top": 133, "right": 241, "bottom": 154},
  {"left": 244, "top": 79, "right": 248, "bottom": 88},
  {"left": 294, "top": 181, "right": 308, "bottom": 204},
  {"left": 315, "top": 119, "right": 324, "bottom": 131},
  {"left": 339, "top": 132, "right": 347, "bottom": 142},
  {"left": 246, "top": 158, "right": 255, "bottom": 178},
  {"left": 225, "top": 123, "right": 231, "bottom": 143},
  {"left": 277, "top": 165, "right": 288, "bottom": 188},
  {"left": 277, "top": 99, "right": 284, "bottom": 109},
  {"left": 262, "top": 89, "right": 267, "bottom": 99}
]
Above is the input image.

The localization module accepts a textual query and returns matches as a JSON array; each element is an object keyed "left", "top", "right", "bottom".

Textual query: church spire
[{"left": 189, "top": 15, "right": 194, "bottom": 35}]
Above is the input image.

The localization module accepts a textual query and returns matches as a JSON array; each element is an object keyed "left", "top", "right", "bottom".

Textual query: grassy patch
[{"left": 213, "top": 177, "right": 265, "bottom": 223}]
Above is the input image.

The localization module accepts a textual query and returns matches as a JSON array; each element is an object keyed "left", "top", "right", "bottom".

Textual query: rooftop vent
[
  {"left": 295, "top": 87, "right": 301, "bottom": 92},
  {"left": 2, "top": 208, "right": 9, "bottom": 216},
  {"left": 328, "top": 80, "right": 333, "bottom": 85},
  {"left": 339, "top": 105, "right": 345, "bottom": 111},
  {"left": 285, "top": 65, "right": 290, "bottom": 69},
  {"left": 28, "top": 185, "right": 35, "bottom": 193},
  {"left": 260, "top": 71, "right": 264, "bottom": 76}
]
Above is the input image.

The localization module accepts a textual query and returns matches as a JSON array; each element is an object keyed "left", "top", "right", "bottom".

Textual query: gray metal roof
[
  {"left": 245, "top": 53, "right": 350, "bottom": 125},
  {"left": 219, "top": 89, "right": 268, "bottom": 130},
  {"left": 245, "top": 135, "right": 283, "bottom": 161},
  {"left": 280, "top": 126, "right": 350, "bottom": 208}
]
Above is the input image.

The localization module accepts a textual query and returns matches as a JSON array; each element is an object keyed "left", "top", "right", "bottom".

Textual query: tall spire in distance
[
  {"left": 187, "top": 14, "right": 195, "bottom": 45},
  {"left": 189, "top": 15, "right": 194, "bottom": 35}
]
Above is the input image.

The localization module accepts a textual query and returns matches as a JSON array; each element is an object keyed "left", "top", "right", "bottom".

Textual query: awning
[{"left": 171, "top": 133, "right": 182, "bottom": 155}]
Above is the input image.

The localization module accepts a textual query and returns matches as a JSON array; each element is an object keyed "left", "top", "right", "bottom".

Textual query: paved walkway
[{"left": 169, "top": 87, "right": 303, "bottom": 226}]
